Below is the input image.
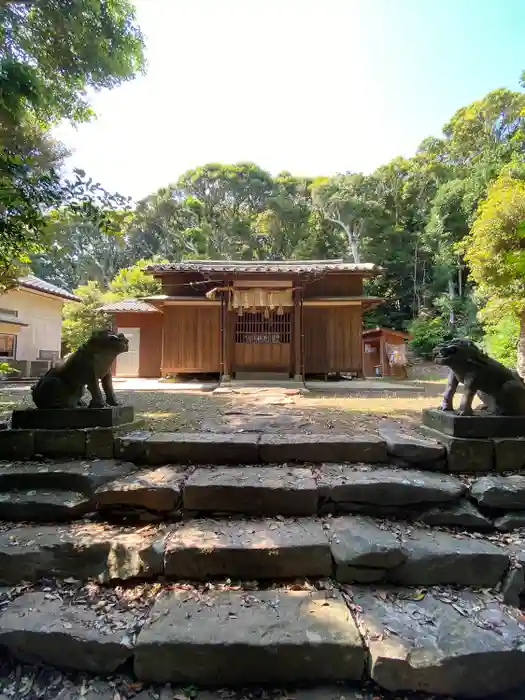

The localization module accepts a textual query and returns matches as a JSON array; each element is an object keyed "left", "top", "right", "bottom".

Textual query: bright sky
[{"left": 54, "top": 0, "right": 524, "bottom": 201}]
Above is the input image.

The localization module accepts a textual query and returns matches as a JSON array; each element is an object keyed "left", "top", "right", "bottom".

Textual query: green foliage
[
  {"left": 408, "top": 316, "right": 452, "bottom": 359},
  {"left": 0, "top": 0, "right": 143, "bottom": 290},
  {"left": 0, "top": 0, "right": 144, "bottom": 126},
  {"left": 0, "top": 361, "right": 19, "bottom": 378},
  {"left": 483, "top": 310, "right": 519, "bottom": 368},
  {"left": 0, "top": 160, "right": 132, "bottom": 289},
  {"left": 441, "top": 89, "right": 525, "bottom": 165},
  {"left": 462, "top": 164, "right": 525, "bottom": 310},
  {"left": 62, "top": 259, "right": 165, "bottom": 351},
  {"left": 62, "top": 281, "right": 110, "bottom": 352},
  {"left": 106, "top": 258, "right": 164, "bottom": 300},
  {"left": 311, "top": 173, "right": 382, "bottom": 263}
]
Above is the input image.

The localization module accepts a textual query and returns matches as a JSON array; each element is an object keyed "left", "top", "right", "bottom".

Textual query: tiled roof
[
  {"left": 98, "top": 299, "right": 161, "bottom": 313},
  {"left": 145, "top": 259, "right": 382, "bottom": 274},
  {"left": 18, "top": 275, "right": 79, "bottom": 302}
]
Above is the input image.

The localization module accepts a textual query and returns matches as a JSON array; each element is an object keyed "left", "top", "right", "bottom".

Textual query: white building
[{"left": 0, "top": 275, "right": 79, "bottom": 376}]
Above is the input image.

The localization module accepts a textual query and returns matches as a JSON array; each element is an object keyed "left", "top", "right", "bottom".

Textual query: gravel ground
[{"left": 0, "top": 384, "right": 444, "bottom": 434}]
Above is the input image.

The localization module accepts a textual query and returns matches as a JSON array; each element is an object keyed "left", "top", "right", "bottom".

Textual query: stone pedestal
[
  {"left": 422, "top": 409, "right": 525, "bottom": 439},
  {"left": 421, "top": 409, "right": 525, "bottom": 473},
  {"left": 12, "top": 405, "right": 134, "bottom": 429},
  {"left": 0, "top": 406, "right": 141, "bottom": 460}
]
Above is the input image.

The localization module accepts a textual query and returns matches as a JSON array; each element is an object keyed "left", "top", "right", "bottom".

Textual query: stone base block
[
  {"left": 419, "top": 426, "right": 494, "bottom": 472},
  {"left": 114, "top": 431, "right": 152, "bottom": 463},
  {"left": 494, "top": 438, "right": 525, "bottom": 472},
  {"left": 0, "top": 420, "right": 142, "bottom": 460},
  {"left": 422, "top": 408, "right": 525, "bottom": 438},
  {"left": 12, "top": 405, "right": 135, "bottom": 430},
  {"left": 35, "top": 428, "right": 86, "bottom": 457},
  {"left": 88, "top": 420, "right": 143, "bottom": 459},
  {"left": 0, "top": 429, "right": 35, "bottom": 460}
]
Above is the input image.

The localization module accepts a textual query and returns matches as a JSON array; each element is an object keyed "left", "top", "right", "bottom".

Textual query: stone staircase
[{"left": 0, "top": 430, "right": 524, "bottom": 698}]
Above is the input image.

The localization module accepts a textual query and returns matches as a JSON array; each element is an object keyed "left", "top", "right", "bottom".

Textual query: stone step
[
  {"left": 3, "top": 460, "right": 525, "bottom": 532},
  {"left": 183, "top": 465, "right": 318, "bottom": 515},
  {"left": 0, "top": 516, "right": 522, "bottom": 595},
  {"left": 115, "top": 432, "right": 389, "bottom": 465},
  {"left": 0, "top": 488, "right": 89, "bottom": 521},
  {"left": 0, "top": 583, "right": 524, "bottom": 697}
]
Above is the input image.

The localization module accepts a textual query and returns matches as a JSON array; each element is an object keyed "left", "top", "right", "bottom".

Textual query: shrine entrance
[{"left": 233, "top": 309, "right": 292, "bottom": 373}]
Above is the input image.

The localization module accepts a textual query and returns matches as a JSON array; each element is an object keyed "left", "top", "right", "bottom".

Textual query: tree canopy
[
  {"left": 62, "top": 258, "right": 163, "bottom": 351},
  {"left": 0, "top": 0, "right": 145, "bottom": 290}
]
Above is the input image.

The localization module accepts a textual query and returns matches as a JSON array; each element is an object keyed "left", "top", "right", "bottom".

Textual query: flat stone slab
[
  {"left": 134, "top": 589, "right": 365, "bottom": 684},
  {"left": 417, "top": 500, "right": 493, "bottom": 530},
  {"left": 316, "top": 465, "right": 465, "bottom": 508},
  {"left": 164, "top": 518, "right": 331, "bottom": 580},
  {"left": 0, "top": 489, "right": 90, "bottom": 521},
  {"left": 349, "top": 585, "right": 525, "bottom": 698},
  {"left": 259, "top": 434, "right": 387, "bottom": 463},
  {"left": 470, "top": 475, "right": 525, "bottom": 509},
  {"left": 0, "top": 459, "right": 138, "bottom": 495},
  {"left": 328, "top": 516, "right": 407, "bottom": 582},
  {"left": 11, "top": 405, "right": 135, "bottom": 429},
  {"left": 379, "top": 423, "right": 445, "bottom": 463},
  {"left": 94, "top": 466, "right": 187, "bottom": 513},
  {"left": 422, "top": 407, "right": 525, "bottom": 438},
  {"left": 183, "top": 466, "right": 318, "bottom": 516},
  {"left": 0, "top": 591, "right": 136, "bottom": 673},
  {"left": 0, "top": 523, "right": 165, "bottom": 584},
  {"left": 145, "top": 433, "right": 260, "bottom": 465},
  {"left": 388, "top": 527, "right": 509, "bottom": 586}
]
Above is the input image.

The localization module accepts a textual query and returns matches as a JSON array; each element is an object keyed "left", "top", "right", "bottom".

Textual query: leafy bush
[
  {"left": 0, "top": 362, "right": 20, "bottom": 379},
  {"left": 408, "top": 315, "right": 452, "bottom": 359},
  {"left": 62, "top": 281, "right": 110, "bottom": 352},
  {"left": 62, "top": 258, "right": 165, "bottom": 352},
  {"left": 483, "top": 311, "right": 519, "bottom": 368}
]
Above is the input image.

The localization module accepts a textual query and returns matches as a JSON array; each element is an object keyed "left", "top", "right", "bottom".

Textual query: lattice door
[{"left": 233, "top": 311, "right": 292, "bottom": 371}]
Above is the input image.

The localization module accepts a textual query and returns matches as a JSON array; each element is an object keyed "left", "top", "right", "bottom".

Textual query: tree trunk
[
  {"left": 517, "top": 312, "right": 525, "bottom": 379},
  {"left": 448, "top": 277, "right": 455, "bottom": 326}
]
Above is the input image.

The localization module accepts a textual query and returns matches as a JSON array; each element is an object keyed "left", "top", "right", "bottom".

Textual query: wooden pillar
[
  {"left": 222, "top": 294, "right": 231, "bottom": 381},
  {"left": 293, "top": 289, "right": 302, "bottom": 381},
  {"left": 380, "top": 335, "right": 386, "bottom": 377},
  {"left": 159, "top": 308, "right": 166, "bottom": 378}
]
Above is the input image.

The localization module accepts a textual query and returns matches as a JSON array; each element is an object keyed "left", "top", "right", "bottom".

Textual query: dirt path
[{"left": 0, "top": 384, "right": 444, "bottom": 434}]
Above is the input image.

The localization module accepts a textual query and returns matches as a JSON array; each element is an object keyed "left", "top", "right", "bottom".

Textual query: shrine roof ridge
[{"left": 145, "top": 259, "right": 383, "bottom": 274}]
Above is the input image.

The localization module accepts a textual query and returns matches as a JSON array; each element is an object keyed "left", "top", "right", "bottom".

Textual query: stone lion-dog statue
[
  {"left": 433, "top": 338, "right": 525, "bottom": 416},
  {"left": 31, "top": 329, "right": 129, "bottom": 409}
]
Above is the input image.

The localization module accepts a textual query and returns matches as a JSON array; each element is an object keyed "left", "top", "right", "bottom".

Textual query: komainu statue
[
  {"left": 31, "top": 330, "right": 129, "bottom": 409},
  {"left": 434, "top": 338, "right": 525, "bottom": 416}
]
